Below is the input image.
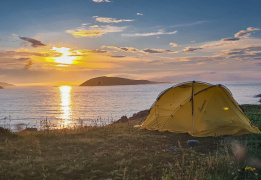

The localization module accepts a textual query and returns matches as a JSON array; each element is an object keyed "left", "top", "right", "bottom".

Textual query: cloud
[
  {"left": 170, "top": 21, "right": 208, "bottom": 28},
  {"left": 17, "top": 58, "right": 31, "bottom": 61},
  {"left": 93, "top": 16, "right": 134, "bottom": 23},
  {"left": 90, "top": 49, "right": 108, "bottom": 53},
  {"left": 102, "top": 46, "right": 139, "bottom": 52},
  {"left": 102, "top": 25, "right": 127, "bottom": 32},
  {"left": 66, "top": 25, "right": 126, "bottom": 38},
  {"left": 19, "top": 36, "right": 46, "bottom": 48},
  {"left": 137, "top": 13, "right": 143, "bottom": 16},
  {"left": 235, "top": 27, "right": 261, "bottom": 38},
  {"left": 220, "top": 27, "right": 260, "bottom": 42},
  {"left": 221, "top": 37, "right": 240, "bottom": 41},
  {"left": 103, "top": 46, "right": 178, "bottom": 54},
  {"left": 111, "top": 56, "right": 126, "bottom": 58},
  {"left": 66, "top": 26, "right": 106, "bottom": 38},
  {"left": 147, "top": 60, "right": 164, "bottom": 64},
  {"left": 141, "top": 48, "right": 178, "bottom": 54},
  {"left": 92, "top": 0, "right": 111, "bottom": 2},
  {"left": 216, "top": 45, "right": 261, "bottom": 60},
  {"left": 181, "top": 27, "right": 261, "bottom": 52},
  {"left": 122, "top": 30, "right": 177, "bottom": 37},
  {"left": 147, "top": 71, "right": 253, "bottom": 83},
  {"left": 183, "top": 46, "right": 203, "bottom": 52},
  {"left": 169, "top": 42, "right": 181, "bottom": 47},
  {"left": 0, "top": 50, "right": 60, "bottom": 58},
  {"left": 24, "top": 60, "right": 33, "bottom": 69}
]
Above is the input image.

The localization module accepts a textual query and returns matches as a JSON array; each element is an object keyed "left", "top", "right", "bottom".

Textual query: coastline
[
  {"left": 0, "top": 104, "right": 260, "bottom": 179},
  {"left": 1, "top": 104, "right": 261, "bottom": 179}
]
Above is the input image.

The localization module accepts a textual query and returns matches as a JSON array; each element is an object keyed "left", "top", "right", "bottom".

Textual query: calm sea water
[{"left": 0, "top": 82, "right": 260, "bottom": 130}]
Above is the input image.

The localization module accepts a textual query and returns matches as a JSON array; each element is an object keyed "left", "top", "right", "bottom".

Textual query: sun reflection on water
[{"left": 59, "top": 86, "right": 72, "bottom": 127}]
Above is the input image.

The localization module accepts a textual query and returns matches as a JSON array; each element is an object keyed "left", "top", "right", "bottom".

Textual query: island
[
  {"left": 0, "top": 82, "right": 14, "bottom": 87},
  {"left": 80, "top": 76, "right": 163, "bottom": 86},
  {"left": 254, "top": 94, "right": 261, "bottom": 103},
  {"left": 254, "top": 94, "right": 261, "bottom": 98}
]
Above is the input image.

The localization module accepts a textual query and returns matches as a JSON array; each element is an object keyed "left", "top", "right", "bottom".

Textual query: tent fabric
[{"left": 137, "top": 81, "right": 260, "bottom": 137}]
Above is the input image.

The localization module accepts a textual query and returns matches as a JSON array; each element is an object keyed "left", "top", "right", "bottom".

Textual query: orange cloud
[
  {"left": 66, "top": 27, "right": 106, "bottom": 38},
  {"left": 169, "top": 42, "right": 181, "bottom": 47}
]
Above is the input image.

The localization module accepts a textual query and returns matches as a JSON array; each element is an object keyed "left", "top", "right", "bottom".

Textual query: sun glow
[{"left": 52, "top": 47, "right": 81, "bottom": 65}]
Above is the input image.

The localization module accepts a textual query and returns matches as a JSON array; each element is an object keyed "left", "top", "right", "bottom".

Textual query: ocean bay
[{"left": 0, "top": 82, "right": 260, "bottom": 130}]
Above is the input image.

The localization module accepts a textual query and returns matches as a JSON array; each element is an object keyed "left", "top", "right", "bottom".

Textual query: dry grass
[{"left": 0, "top": 105, "right": 260, "bottom": 180}]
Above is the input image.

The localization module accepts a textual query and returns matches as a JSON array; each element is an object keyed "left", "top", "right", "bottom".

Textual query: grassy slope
[{"left": 0, "top": 105, "right": 260, "bottom": 180}]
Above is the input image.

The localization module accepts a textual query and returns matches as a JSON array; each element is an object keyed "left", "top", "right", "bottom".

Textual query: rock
[
  {"left": 187, "top": 140, "right": 200, "bottom": 147},
  {"left": 170, "top": 146, "right": 179, "bottom": 151},
  {"left": 129, "top": 110, "right": 149, "bottom": 120},
  {"left": 115, "top": 116, "right": 129, "bottom": 123},
  {"left": 114, "top": 109, "right": 149, "bottom": 124},
  {"left": 254, "top": 94, "right": 261, "bottom": 98},
  {"left": 22, "top": 128, "right": 37, "bottom": 132}
]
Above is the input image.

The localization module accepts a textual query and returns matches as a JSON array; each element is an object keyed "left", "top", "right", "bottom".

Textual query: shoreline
[
  {"left": 2, "top": 104, "right": 261, "bottom": 132},
  {"left": 0, "top": 104, "right": 260, "bottom": 179}
]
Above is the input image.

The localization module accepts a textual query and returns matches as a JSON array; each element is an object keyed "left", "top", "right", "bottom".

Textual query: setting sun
[{"left": 51, "top": 47, "right": 81, "bottom": 65}]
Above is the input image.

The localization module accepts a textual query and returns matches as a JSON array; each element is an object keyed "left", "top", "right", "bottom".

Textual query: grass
[{"left": 0, "top": 105, "right": 260, "bottom": 180}]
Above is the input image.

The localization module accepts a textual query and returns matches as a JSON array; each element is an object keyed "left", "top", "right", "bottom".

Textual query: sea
[{"left": 0, "top": 82, "right": 260, "bottom": 131}]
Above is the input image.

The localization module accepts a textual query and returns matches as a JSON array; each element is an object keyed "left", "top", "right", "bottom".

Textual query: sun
[{"left": 51, "top": 47, "right": 81, "bottom": 65}]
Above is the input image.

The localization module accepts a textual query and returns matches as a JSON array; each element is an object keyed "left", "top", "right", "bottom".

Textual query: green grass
[{"left": 0, "top": 105, "right": 260, "bottom": 180}]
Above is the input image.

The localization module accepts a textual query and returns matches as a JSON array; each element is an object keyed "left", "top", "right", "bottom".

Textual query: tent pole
[{"left": 191, "top": 81, "right": 195, "bottom": 135}]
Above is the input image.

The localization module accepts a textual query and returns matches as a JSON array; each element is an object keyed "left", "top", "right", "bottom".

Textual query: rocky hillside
[{"left": 80, "top": 76, "right": 161, "bottom": 86}]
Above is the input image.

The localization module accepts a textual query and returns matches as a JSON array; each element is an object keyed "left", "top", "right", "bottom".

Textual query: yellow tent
[{"left": 137, "top": 81, "right": 260, "bottom": 137}]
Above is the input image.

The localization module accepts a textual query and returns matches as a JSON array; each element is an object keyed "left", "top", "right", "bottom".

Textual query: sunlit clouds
[
  {"left": 169, "top": 42, "right": 181, "bottom": 47},
  {"left": 235, "top": 27, "right": 261, "bottom": 38},
  {"left": 93, "top": 16, "right": 134, "bottom": 23},
  {"left": 102, "top": 46, "right": 139, "bottom": 52},
  {"left": 66, "top": 25, "right": 127, "bottom": 38},
  {"left": 122, "top": 29, "right": 177, "bottom": 37},
  {"left": 66, "top": 26, "right": 106, "bottom": 38}
]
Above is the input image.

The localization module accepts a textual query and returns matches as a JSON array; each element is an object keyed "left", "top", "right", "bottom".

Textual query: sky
[{"left": 0, "top": 0, "right": 261, "bottom": 85}]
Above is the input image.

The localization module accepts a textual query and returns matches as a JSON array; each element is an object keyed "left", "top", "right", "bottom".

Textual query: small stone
[
  {"left": 170, "top": 146, "right": 179, "bottom": 151},
  {"left": 187, "top": 140, "right": 200, "bottom": 147}
]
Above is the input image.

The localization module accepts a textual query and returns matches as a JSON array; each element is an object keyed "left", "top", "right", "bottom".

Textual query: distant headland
[
  {"left": 0, "top": 82, "right": 14, "bottom": 87},
  {"left": 80, "top": 76, "right": 165, "bottom": 86}
]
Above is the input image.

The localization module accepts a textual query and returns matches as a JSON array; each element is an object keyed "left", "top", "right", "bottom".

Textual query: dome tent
[{"left": 136, "top": 81, "right": 260, "bottom": 137}]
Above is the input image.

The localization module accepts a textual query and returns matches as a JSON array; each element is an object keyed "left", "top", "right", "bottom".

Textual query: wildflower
[
  {"left": 245, "top": 166, "right": 250, "bottom": 170},
  {"left": 254, "top": 173, "right": 258, "bottom": 176},
  {"left": 245, "top": 166, "right": 256, "bottom": 171}
]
